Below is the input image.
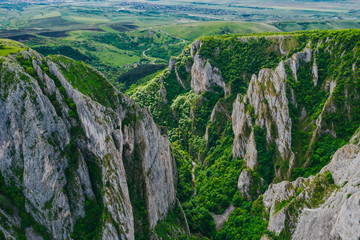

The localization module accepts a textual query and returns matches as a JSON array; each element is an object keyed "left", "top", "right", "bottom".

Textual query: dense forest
[{"left": 127, "top": 29, "right": 360, "bottom": 239}]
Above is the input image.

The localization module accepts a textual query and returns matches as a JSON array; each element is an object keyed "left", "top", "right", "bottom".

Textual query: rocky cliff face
[
  {"left": 0, "top": 45, "right": 177, "bottom": 239},
  {"left": 263, "top": 128, "right": 360, "bottom": 239},
  {"left": 189, "top": 32, "right": 360, "bottom": 239},
  {"left": 191, "top": 54, "right": 228, "bottom": 95},
  {"left": 229, "top": 34, "right": 360, "bottom": 238},
  {"left": 232, "top": 61, "right": 294, "bottom": 176},
  {"left": 122, "top": 30, "right": 360, "bottom": 239}
]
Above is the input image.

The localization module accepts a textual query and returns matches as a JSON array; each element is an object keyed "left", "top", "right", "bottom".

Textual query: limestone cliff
[
  {"left": 232, "top": 61, "right": 294, "bottom": 176},
  {"left": 123, "top": 30, "right": 360, "bottom": 239},
  {"left": 181, "top": 33, "right": 360, "bottom": 238},
  {"left": 263, "top": 128, "right": 360, "bottom": 239},
  {"left": 0, "top": 45, "right": 177, "bottom": 239}
]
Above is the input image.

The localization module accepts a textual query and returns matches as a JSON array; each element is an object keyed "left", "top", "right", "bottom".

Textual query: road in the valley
[{"left": 142, "top": 29, "right": 186, "bottom": 64}]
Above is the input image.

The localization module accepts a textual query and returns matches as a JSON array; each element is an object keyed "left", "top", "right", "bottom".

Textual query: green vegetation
[
  {"left": 147, "top": 43, "right": 186, "bottom": 61},
  {"left": 128, "top": 32, "right": 283, "bottom": 237},
  {"left": 215, "top": 198, "right": 268, "bottom": 240},
  {"left": 254, "top": 126, "right": 275, "bottom": 185},
  {"left": 307, "top": 171, "right": 337, "bottom": 208},
  {"left": 128, "top": 29, "right": 360, "bottom": 239},
  {"left": 7, "top": 28, "right": 359, "bottom": 239},
  {"left": 3, "top": 4, "right": 360, "bottom": 236},
  {"left": 33, "top": 46, "right": 90, "bottom": 62},
  {"left": 0, "top": 39, "right": 25, "bottom": 57},
  {"left": 39, "top": 54, "right": 104, "bottom": 240},
  {"left": 127, "top": 31, "right": 289, "bottom": 239},
  {"left": 3, "top": 0, "right": 358, "bottom": 94},
  {"left": 2, "top": 0, "right": 360, "bottom": 92},
  {"left": 71, "top": 197, "right": 102, "bottom": 239},
  {"left": 70, "top": 150, "right": 104, "bottom": 240},
  {"left": 288, "top": 29, "right": 360, "bottom": 178},
  {"left": 172, "top": 142, "right": 194, "bottom": 203},
  {"left": 192, "top": 90, "right": 224, "bottom": 135},
  {"left": 4, "top": 51, "right": 109, "bottom": 240},
  {"left": 51, "top": 55, "right": 118, "bottom": 109},
  {"left": 154, "top": 204, "right": 193, "bottom": 240},
  {"left": 263, "top": 170, "right": 337, "bottom": 237},
  {"left": 195, "top": 124, "right": 241, "bottom": 214},
  {"left": 182, "top": 199, "right": 216, "bottom": 237},
  {"left": 160, "top": 21, "right": 280, "bottom": 41},
  {"left": 65, "top": 137, "right": 103, "bottom": 239},
  {"left": 116, "top": 64, "right": 166, "bottom": 91},
  {"left": 124, "top": 146, "right": 151, "bottom": 240},
  {"left": 27, "top": 29, "right": 182, "bottom": 91},
  {"left": 275, "top": 196, "right": 296, "bottom": 213},
  {"left": 272, "top": 20, "right": 360, "bottom": 32},
  {"left": 199, "top": 34, "right": 289, "bottom": 94}
]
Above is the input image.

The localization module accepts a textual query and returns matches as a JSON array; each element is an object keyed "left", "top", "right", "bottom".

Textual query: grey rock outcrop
[
  {"left": 190, "top": 40, "right": 201, "bottom": 58},
  {"left": 237, "top": 169, "right": 264, "bottom": 201},
  {"left": 285, "top": 48, "right": 312, "bottom": 81},
  {"left": 232, "top": 61, "right": 295, "bottom": 178},
  {"left": 0, "top": 49, "right": 177, "bottom": 239},
  {"left": 210, "top": 100, "right": 230, "bottom": 122},
  {"left": 292, "top": 131, "right": 360, "bottom": 240},
  {"left": 243, "top": 131, "right": 258, "bottom": 170},
  {"left": 169, "top": 57, "right": 176, "bottom": 70},
  {"left": 312, "top": 59, "right": 318, "bottom": 86},
  {"left": 263, "top": 177, "right": 308, "bottom": 233},
  {"left": 0, "top": 207, "right": 20, "bottom": 240},
  {"left": 263, "top": 129, "right": 360, "bottom": 239},
  {"left": 187, "top": 40, "right": 229, "bottom": 95},
  {"left": 205, "top": 100, "right": 231, "bottom": 145},
  {"left": 169, "top": 57, "right": 186, "bottom": 89},
  {"left": 25, "top": 227, "right": 44, "bottom": 240},
  {"left": 210, "top": 204, "right": 236, "bottom": 231},
  {"left": 237, "top": 170, "right": 254, "bottom": 200},
  {"left": 122, "top": 109, "right": 177, "bottom": 228},
  {"left": 232, "top": 93, "right": 252, "bottom": 161},
  {"left": 191, "top": 54, "right": 228, "bottom": 95}
]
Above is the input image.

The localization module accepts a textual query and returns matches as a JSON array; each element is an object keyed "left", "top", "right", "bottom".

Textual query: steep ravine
[
  {"left": 128, "top": 29, "right": 360, "bottom": 239},
  {"left": 2, "top": 29, "right": 360, "bottom": 240}
]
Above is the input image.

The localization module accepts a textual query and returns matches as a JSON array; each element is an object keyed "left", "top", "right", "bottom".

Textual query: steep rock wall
[
  {"left": 0, "top": 48, "right": 177, "bottom": 239},
  {"left": 232, "top": 61, "right": 294, "bottom": 179},
  {"left": 263, "top": 128, "right": 360, "bottom": 239}
]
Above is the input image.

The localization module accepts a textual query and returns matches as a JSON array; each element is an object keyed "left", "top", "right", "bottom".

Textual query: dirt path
[
  {"left": 159, "top": 29, "right": 186, "bottom": 45},
  {"left": 211, "top": 204, "right": 237, "bottom": 230},
  {"left": 142, "top": 29, "right": 186, "bottom": 64},
  {"left": 142, "top": 48, "right": 157, "bottom": 64}
]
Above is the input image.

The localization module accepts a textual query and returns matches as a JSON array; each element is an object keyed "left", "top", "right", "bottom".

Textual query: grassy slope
[
  {"left": 159, "top": 21, "right": 281, "bottom": 41},
  {"left": 26, "top": 28, "right": 174, "bottom": 87},
  {"left": 272, "top": 20, "right": 360, "bottom": 32},
  {"left": 0, "top": 39, "right": 25, "bottom": 56}
]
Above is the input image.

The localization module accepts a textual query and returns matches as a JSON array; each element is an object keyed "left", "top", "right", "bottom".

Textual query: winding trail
[
  {"left": 159, "top": 29, "right": 186, "bottom": 45},
  {"left": 142, "top": 48, "right": 157, "bottom": 64},
  {"left": 142, "top": 29, "right": 186, "bottom": 64}
]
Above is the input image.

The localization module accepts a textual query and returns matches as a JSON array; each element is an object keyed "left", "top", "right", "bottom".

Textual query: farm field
[
  {"left": 1, "top": 0, "right": 360, "bottom": 90},
  {"left": 159, "top": 21, "right": 281, "bottom": 41}
]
